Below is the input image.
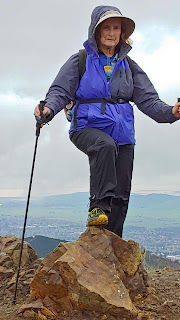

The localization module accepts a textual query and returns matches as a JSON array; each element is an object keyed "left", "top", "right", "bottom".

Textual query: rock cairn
[{"left": 0, "top": 229, "right": 153, "bottom": 319}]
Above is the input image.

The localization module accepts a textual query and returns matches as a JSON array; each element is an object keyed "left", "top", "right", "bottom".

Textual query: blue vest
[{"left": 69, "top": 41, "right": 135, "bottom": 145}]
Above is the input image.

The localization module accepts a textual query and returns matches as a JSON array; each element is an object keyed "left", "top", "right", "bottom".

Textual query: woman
[{"left": 34, "top": 5, "right": 180, "bottom": 238}]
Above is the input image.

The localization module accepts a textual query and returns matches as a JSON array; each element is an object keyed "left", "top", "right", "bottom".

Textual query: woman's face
[{"left": 98, "top": 17, "right": 121, "bottom": 53}]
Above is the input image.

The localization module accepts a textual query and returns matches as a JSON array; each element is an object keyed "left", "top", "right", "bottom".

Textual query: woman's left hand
[{"left": 172, "top": 102, "right": 180, "bottom": 118}]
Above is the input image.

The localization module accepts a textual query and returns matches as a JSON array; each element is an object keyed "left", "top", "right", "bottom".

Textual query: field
[{"left": 0, "top": 203, "right": 179, "bottom": 229}]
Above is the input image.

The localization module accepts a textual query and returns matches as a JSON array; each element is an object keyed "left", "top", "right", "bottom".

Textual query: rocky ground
[
  {"left": 0, "top": 234, "right": 180, "bottom": 320},
  {"left": 0, "top": 267, "right": 180, "bottom": 320}
]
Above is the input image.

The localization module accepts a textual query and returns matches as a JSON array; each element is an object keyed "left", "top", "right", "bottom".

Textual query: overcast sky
[{"left": 1, "top": 0, "right": 180, "bottom": 198}]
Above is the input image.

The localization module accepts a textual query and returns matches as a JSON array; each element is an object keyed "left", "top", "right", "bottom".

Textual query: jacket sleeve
[
  {"left": 45, "top": 53, "right": 79, "bottom": 121},
  {"left": 131, "top": 59, "right": 177, "bottom": 123}
]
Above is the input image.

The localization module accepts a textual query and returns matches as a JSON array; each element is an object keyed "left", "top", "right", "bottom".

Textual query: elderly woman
[{"left": 34, "top": 5, "right": 180, "bottom": 238}]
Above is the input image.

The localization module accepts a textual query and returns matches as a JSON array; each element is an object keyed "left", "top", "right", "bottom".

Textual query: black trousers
[{"left": 71, "top": 128, "right": 134, "bottom": 237}]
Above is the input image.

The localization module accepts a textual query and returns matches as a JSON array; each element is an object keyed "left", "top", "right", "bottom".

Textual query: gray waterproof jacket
[{"left": 45, "top": 5, "right": 176, "bottom": 145}]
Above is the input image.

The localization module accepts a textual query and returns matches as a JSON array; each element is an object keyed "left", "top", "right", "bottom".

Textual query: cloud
[
  {"left": 0, "top": 93, "right": 89, "bottom": 197},
  {"left": 131, "top": 29, "right": 180, "bottom": 94}
]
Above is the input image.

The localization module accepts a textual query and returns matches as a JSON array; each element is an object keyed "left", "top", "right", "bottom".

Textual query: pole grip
[
  {"left": 36, "top": 100, "right": 47, "bottom": 137},
  {"left": 39, "top": 100, "right": 47, "bottom": 119},
  {"left": 177, "top": 98, "right": 180, "bottom": 102}
]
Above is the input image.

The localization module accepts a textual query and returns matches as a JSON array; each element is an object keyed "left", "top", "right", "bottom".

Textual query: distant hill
[
  {"left": 1, "top": 192, "right": 180, "bottom": 209},
  {"left": 25, "top": 235, "right": 67, "bottom": 257},
  {"left": 1, "top": 191, "right": 180, "bottom": 230}
]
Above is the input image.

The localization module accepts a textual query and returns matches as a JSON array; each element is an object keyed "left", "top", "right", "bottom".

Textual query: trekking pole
[{"left": 13, "top": 100, "right": 48, "bottom": 304}]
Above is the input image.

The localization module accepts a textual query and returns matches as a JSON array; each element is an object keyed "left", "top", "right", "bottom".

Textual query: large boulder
[
  {"left": 0, "top": 235, "right": 38, "bottom": 267},
  {"left": 30, "top": 227, "right": 150, "bottom": 319},
  {"left": 0, "top": 235, "right": 40, "bottom": 303}
]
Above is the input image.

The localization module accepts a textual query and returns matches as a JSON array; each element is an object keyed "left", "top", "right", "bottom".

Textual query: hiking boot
[{"left": 86, "top": 208, "right": 108, "bottom": 227}]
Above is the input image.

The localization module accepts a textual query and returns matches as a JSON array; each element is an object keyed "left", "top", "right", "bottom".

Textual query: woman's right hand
[
  {"left": 172, "top": 101, "right": 180, "bottom": 118},
  {"left": 34, "top": 104, "right": 51, "bottom": 118}
]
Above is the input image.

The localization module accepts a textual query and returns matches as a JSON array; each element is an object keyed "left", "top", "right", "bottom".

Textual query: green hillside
[{"left": 25, "top": 235, "right": 67, "bottom": 257}]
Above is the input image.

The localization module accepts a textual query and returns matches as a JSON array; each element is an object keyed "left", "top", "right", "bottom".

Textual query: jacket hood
[{"left": 86, "top": 5, "right": 135, "bottom": 56}]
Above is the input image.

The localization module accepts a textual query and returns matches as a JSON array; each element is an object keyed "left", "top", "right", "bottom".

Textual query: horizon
[{"left": 1, "top": 190, "right": 180, "bottom": 199}]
